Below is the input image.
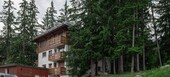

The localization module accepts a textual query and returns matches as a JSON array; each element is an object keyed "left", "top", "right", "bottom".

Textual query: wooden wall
[
  {"left": 0, "top": 66, "right": 48, "bottom": 77},
  {"left": 36, "top": 30, "right": 67, "bottom": 53}
]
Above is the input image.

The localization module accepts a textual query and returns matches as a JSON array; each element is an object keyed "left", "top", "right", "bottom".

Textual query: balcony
[
  {"left": 49, "top": 68, "right": 55, "bottom": 74},
  {"left": 48, "top": 67, "right": 66, "bottom": 75},
  {"left": 56, "top": 36, "right": 67, "bottom": 47},
  {"left": 49, "top": 52, "right": 65, "bottom": 61},
  {"left": 36, "top": 36, "right": 67, "bottom": 53}
]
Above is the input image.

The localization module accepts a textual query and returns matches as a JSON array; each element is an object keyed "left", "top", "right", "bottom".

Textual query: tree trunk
[
  {"left": 95, "top": 61, "right": 98, "bottom": 76},
  {"left": 113, "top": 60, "right": 116, "bottom": 74},
  {"left": 111, "top": 60, "right": 116, "bottom": 74},
  {"left": 141, "top": 9, "right": 146, "bottom": 71},
  {"left": 143, "top": 45, "right": 146, "bottom": 70},
  {"left": 131, "top": 56, "right": 135, "bottom": 73},
  {"left": 151, "top": 4, "right": 162, "bottom": 66},
  {"left": 90, "top": 60, "right": 95, "bottom": 76},
  {"left": 6, "top": 32, "right": 10, "bottom": 62},
  {"left": 119, "top": 55, "right": 124, "bottom": 73},
  {"left": 102, "top": 58, "right": 105, "bottom": 73},
  {"left": 157, "top": 40, "right": 162, "bottom": 66},
  {"left": 136, "top": 7, "right": 140, "bottom": 72},
  {"left": 136, "top": 54, "right": 140, "bottom": 71},
  {"left": 131, "top": 19, "right": 135, "bottom": 73},
  {"left": 110, "top": 61, "right": 113, "bottom": 74}
]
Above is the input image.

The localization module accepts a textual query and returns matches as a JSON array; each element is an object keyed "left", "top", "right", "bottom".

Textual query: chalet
[
  {"left": 33, "top": 22, "right": 111, "bottom": 77},
  {"left": 32, "top": 23, "right": 69, "bottom": 77}
]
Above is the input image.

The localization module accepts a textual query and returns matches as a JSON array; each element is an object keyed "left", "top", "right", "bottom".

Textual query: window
[
  {"left": 54, "top": 63, "right": 57, "bottom": 67},
  {"left": 42, "top": 64, "right": 46, "bottom": 68},
  {"left": 42, "top": 52, "right": 46, "bottom": 58},
  {"left": 49, "top": 50, "right": 52, "bottom": 55},
  {"left": 49, "top": 63, "right": 52, "bottom": 68},
  {"left": 40, "top": 40, "right": 46, "bottom": 48},
  {"left": 59, "top": 47, "right": 64, "bottom": 52},
  {"left": 54, "top": 48, "right": 58, "bottom": 53}
]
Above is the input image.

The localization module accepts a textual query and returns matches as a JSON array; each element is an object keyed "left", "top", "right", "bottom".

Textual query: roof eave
[{"left": 32, "top": 23, "right": 68, "bottom": 42}]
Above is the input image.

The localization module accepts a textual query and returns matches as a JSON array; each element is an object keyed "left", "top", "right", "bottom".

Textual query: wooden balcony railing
[
  {"left": 36, "top": 36, "right": 67, "bottom": 53},
  {"left": 49, "top": 68, "right": 55, "bottom": 74},
  {"left": 49, "top": 52, "right": 65, "bottom": 61},
  {"left": 57, "top": 36, "right": 67, "bottom": 46},
  {"left": 48, "top": 67, "right": 66, "bottom": 75}
]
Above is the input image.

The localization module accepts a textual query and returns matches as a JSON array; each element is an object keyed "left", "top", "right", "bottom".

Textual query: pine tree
[
  {"left": 0, "top": 35, "right": 6, "bottom": 64},
  {"left": 0, "top": 0, "right": 15, "bottom": 64},
  {"left": 157, "top": 0, "right": 170, "bottom": 64},
  {"left": 42, "top": 9, "right": 49, "bottom": 31},
  {"left": 58, "top": 0, "right": 69, "bottom": 23},
  {"left": 42, "top": 1, "right": 57, "bottom": 30},
  {"left": 17, "top": 0, "right": 30, "bottom": 64},
  {"left": 67, "top": 0, "right": 151, "bottom": 75},
  {"left": 28, "top": 0, "right": 39, "bottom": 39},
  {"left": 67, "top": 0, "right": 117, "bottom": 76},
  {"left": 26, "top": 0, "right": 38, "bottom": 66},
  {"left": 66, "top": 0, "right": 89, "bottom": 76},
  {"left": 66, "top": 0, "right": 164, "bottom": 76},
  {"left": 12, "top": 0, "right": 37, "bottom": 66},
  {"left": 151, "top": 2, "right": 162, "bottom": 66}
]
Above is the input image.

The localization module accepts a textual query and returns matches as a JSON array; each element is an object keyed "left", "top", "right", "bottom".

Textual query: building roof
[
  {"left": 32, "top": 22, "right": 70, "bottom": 42},
  {"left": 0, "top": 64, "right": 48, "bottom": 70}
]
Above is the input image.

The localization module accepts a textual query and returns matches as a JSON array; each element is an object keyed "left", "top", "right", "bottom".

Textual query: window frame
[
  {"left": 49, "top": 50, "right": 52, "bottom": 55},
  {"left": 42, "top": 64, "right": 46, "bottom": 68},
  {"left": 42, "top": 52, "right": 46, "bottom": 58}
]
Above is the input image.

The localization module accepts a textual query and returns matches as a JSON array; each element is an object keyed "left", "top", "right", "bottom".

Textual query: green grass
[
  {"left": 142, "top": 65, "right": 170, "bottom": 77},
  {"left": 96, "top": 73, "right": 135, "bottom": 77},
  {"left": 97, "top": 65, "right": 170, "bottom": 77}
]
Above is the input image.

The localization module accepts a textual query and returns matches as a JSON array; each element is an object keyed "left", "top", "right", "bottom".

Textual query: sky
[{"left": 0, "top": 0, "right": 69, "bottom": 31}]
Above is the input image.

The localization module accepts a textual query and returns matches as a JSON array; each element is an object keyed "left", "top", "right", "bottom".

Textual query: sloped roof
[
  {"left": 0, "top": 64, "right": 48, "bottom": 70},
  {"left": 32, "top": 22, "right": 70, "bottom": 42}
]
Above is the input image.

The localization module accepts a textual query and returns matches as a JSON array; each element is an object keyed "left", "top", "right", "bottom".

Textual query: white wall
[
  {"left": 38, "top": 49, "right": 54, "bottom": 68},
  {"left": 38, "top": 45, "right": 69, "bottom": 68}
]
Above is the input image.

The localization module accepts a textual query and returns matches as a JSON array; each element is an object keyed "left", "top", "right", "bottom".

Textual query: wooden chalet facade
[{"left": 33, "top": 23, "right": 69, "bottom": 77}]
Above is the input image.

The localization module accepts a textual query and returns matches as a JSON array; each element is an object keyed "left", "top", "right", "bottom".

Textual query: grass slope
[{"left": 97, "top": 65, "right": 170, "bottom": 77}]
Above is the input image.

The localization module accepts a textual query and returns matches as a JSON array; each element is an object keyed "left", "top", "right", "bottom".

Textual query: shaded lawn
[{"left": 96, "top": 65, "right": 170, "bottom": 77}]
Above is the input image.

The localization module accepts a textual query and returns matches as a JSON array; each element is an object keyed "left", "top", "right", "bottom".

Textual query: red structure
[{"left": 0, "top": 64, "right": 48, "bottom": 77}]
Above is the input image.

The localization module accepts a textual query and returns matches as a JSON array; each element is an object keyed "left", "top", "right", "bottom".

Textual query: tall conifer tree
[
  {"left": 58, "top": 0, "right": 69, "bottom": 23},
  {"left": 0, "top": 0, "right": 15, "bottom": 64},
  {"left": 28, "top": 0, "right": 39, "bottom": 39},
  {"left": 11, "top": 0, "right": 37, "bottom": 66},
  {"left": 42, "top": 1, "right": 57, "bottom": 30},
  {"left": 157, "top": 0, "right": 170, "bottom": 64}
]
